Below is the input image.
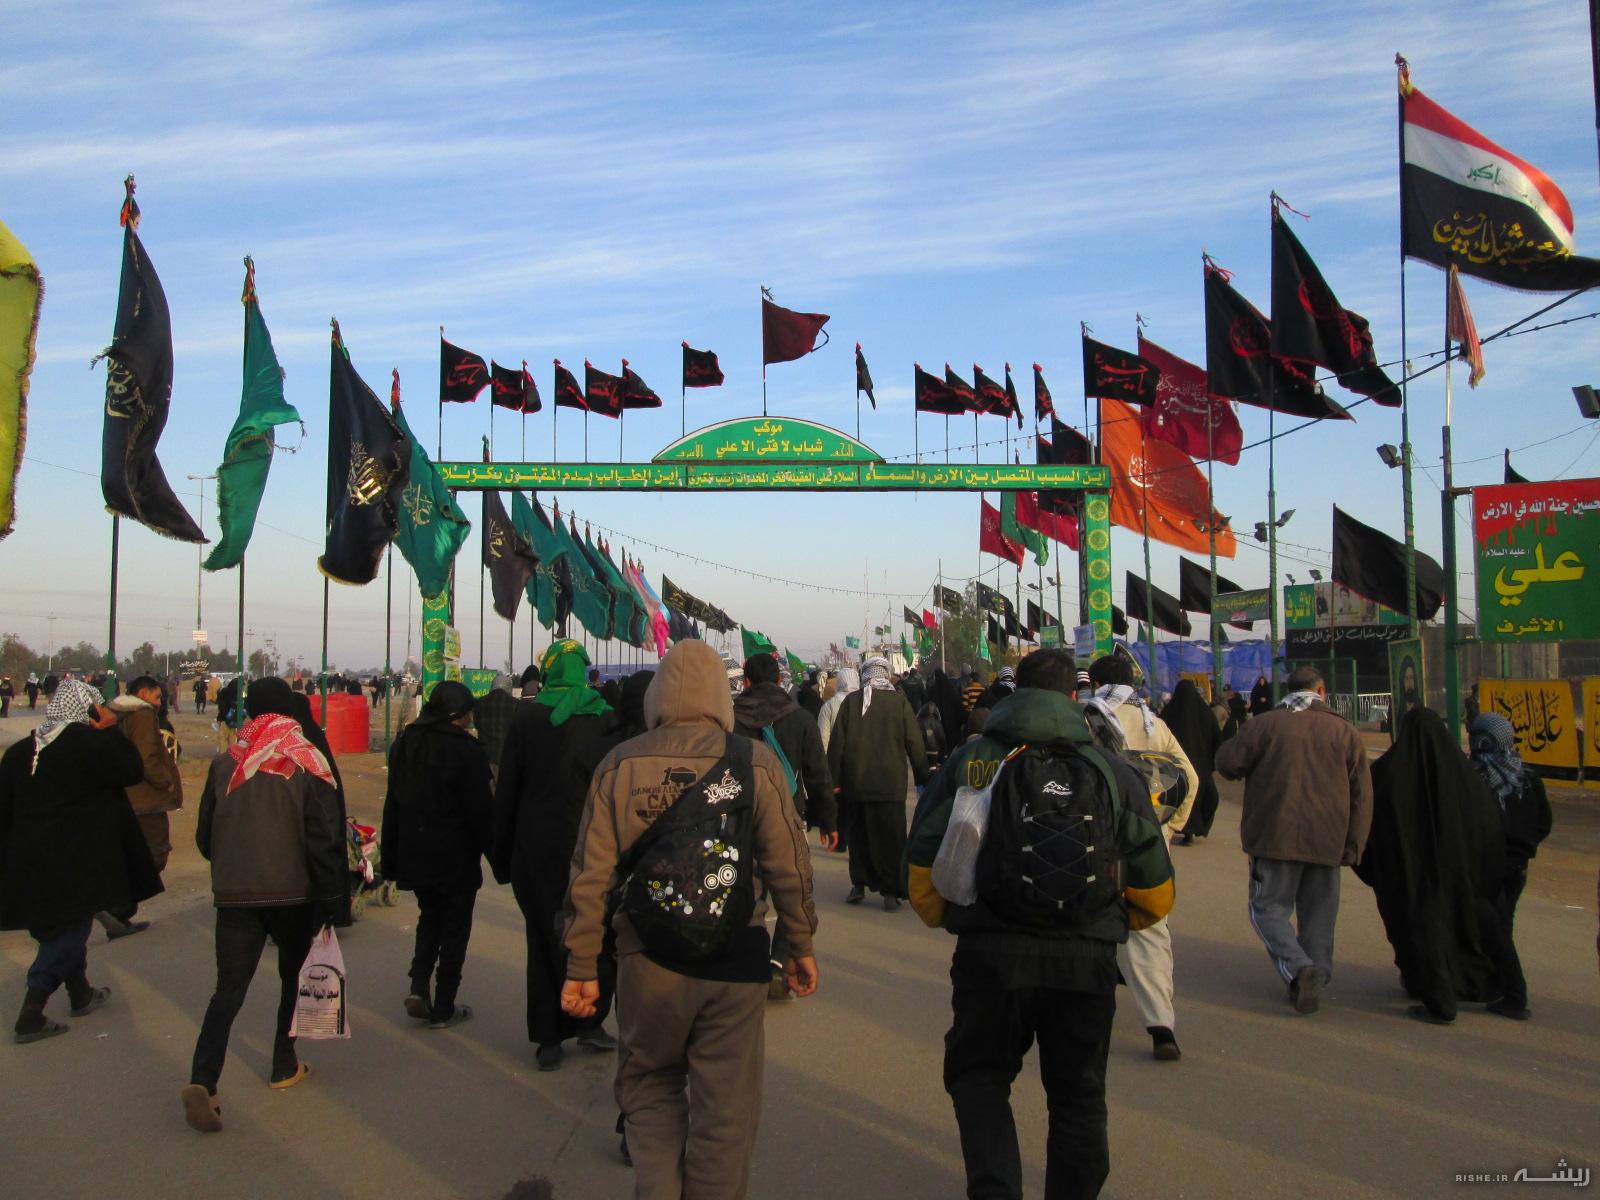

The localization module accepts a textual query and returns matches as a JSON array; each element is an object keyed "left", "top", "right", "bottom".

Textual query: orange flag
[{"left": 1100, "top": 398, "right": 1236, "bottom": 558}]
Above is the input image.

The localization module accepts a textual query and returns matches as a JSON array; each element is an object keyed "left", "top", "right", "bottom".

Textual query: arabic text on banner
[
  {"left": 1477, "top": 679, "right": 1580, "bottom": 771},
  {"left": 1474, "top": 478, "right": 1600, "bottom": 644}
]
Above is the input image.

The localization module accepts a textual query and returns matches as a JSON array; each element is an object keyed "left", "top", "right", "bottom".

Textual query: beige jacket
[
  {"left": 1106, "top": 700, "right": 1199, "bottom": 834},
  {"left": 562, "top": 641, "right": 818, "bottom": 980}
]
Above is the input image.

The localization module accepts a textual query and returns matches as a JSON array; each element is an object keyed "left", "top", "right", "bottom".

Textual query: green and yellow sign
[
  {"left": 1475, "top": 479, "right": 1600, "bottom": 643},
  {"left": 654, "top": 417, "right": 880, "bottom": 463},
  {"left": 436, "top": 458, "right": 1109, "bottom": 492}
]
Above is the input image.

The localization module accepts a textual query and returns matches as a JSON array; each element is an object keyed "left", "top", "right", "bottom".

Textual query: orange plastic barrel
[{"left": 305, "top": 693, "right": 370, "bottom": 756}]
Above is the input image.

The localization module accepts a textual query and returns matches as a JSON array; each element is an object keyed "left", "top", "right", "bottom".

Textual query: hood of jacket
[
  {"left": 644, "top": 640, "right": 734, "bottom": 732},
  {"left": 733, "top": 681, "right": 798, "bottom": 730},
  {"left": 982, "top": 687, "right": 1093, "bottom": 750},
  {"left": 108, "top": 694, "right": 154, "bottom": 714}
]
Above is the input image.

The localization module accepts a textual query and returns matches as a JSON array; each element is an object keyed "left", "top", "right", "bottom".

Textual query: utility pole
[{"left": 186, "top": 473, "right": 216, "bottom": 638}]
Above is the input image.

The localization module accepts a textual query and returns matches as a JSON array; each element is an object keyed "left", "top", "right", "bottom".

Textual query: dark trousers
[
  {"left": 848, "top": 800, "right": 907, "bottom": 897},
  {"left": 835, "top": 795, "right": 855, "bottom": 853},
  {"left": 1478, "top": 863, "right": 1530, "bottom": 1008},
  {"left": 409, "top": 886, "right": 477, "bottom": 1021},
  {"left": 189, "top": 905, "right": 313, "bottom": 1093},
  {"left": 944, "top": 980, "right": 1115, "bottom": 1200},
  {"left": 26, "top": 917, "right": 94, "bottom": 995},
  {"left": 512, "top": 878, "right": 615, "bottom": 1047}
]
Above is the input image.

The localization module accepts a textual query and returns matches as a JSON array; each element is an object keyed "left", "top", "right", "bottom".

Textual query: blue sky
[{"left": 4, "top": 0, "right": 1597, "bottom": 670}]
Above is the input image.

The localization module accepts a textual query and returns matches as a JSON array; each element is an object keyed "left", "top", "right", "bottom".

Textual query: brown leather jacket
[{"left": 562, "top": 641, "right": 818, "bottom": 980}]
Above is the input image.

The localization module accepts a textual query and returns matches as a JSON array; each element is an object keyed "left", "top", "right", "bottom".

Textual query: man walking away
[
  {"left": 181, "top": 682, "right": 345, "bottom": 1133},
  {"left": 905, "top": 648, "right": 1174, "bottom": 1199},
  {"left": 1, "top": 681, "right": 158, "bottom": 1044},
  {"left": 382, "top": 681, "right": 492, "bottom": 1030},
  {"left": 1086, "top": 655, "right": 1197, "bottom": 1062},
  {"left": 796, "top": 669, "right": 824, "bottom": 717},
  {"left": 193, "top": 677, "right": 208, "bottom": 713},
  {"left": 827, "top": 656, "right": 928, "bottom": 911},
  {"left": 734, "top": 653, "right": 837, "bottom": 996},
  {"left": 1216, "top": 665, "right": 1372, "bottom": 1014},
  {"left": 561, "top": 640, "right": 819, "bottom": 1200},
  {"left": 98, "top": 675, "right": 184, "bottom": 938},
  {"left": 25, "top": 673, "right": 39, "bottom": 710}
]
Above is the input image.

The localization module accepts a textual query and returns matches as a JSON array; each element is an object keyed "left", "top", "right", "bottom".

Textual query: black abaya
[
  {"left": 1357, "top": 708, "right": 1505, "bottom": 1020},
  {"left": 1160, "top": 680, "right": 1224, "bottom": 840}
]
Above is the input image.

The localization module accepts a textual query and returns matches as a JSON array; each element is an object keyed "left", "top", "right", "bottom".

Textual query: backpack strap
[
  {"left": 1076, "top": 744, "right": 1124, "bottom": 816},
  {"left": 759, "top": 726, "right": 798, "bottom": 797}
]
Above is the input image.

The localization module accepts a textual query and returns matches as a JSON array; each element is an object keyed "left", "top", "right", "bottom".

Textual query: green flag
[
  {"left": 388, "top": 376, "right": 470, "bottom": 598},
  {"left": 552, "top": 511, "right": 613, "bottom": 638},
  {"left": 844, "top": 634, "right": 861, "bottom": 649},
  {"left": 900, "top": 632, "right": 912, "bottom": 663},
  {"left": 203, "top": 260, "right": 302, "bottom": 571},
  {"left": 589, "top": 533, "right": 644, "bottom": 647},
  {"left": 511, "top": 492, "right": 561, "bottom": 626},
  {"left": 742, "top": 626, "right": 776, "bottom": 659},
  {"left": 786, "top": 649, "right": 807, "bottom": 679},
  {"left": 1000, "top": 490, "right": 1048, "bottom": 567},
  {"left": 978, "top": 632, "right": 992, "bottom": 662}
]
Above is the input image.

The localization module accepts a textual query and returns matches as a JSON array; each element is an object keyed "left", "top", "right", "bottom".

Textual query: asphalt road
[{"left": 1, "top": 708, "right": 1595, "bottom": 1199}]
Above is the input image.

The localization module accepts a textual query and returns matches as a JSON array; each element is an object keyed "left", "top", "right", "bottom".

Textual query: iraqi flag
[{"left": 1400, "top": 61, "right": 1600, "bottom": 292}]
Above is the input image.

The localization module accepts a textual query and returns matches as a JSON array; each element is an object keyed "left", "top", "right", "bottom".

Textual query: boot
[
  {"left": 66, "top": 972, "right": 111, "bottom": 1018},
  {"left": 14, "top": 988, "right": 68, "bottom": 1044}
]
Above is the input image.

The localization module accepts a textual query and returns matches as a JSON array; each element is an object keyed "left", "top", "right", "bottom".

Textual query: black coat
[
  {"left": 381, "top": 720, "right": 493, "bottom": 893},
  {"left": 733, "top": 682, "right": 837, "bottom": 833},
  {"left": 0, "top": 724, "right": 163, "bottom": 931},
  {"left": 490, "top": 703, "right": 620, "bottom": 911}
]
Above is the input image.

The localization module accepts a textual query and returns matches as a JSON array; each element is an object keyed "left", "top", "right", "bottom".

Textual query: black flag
[
  {"left": 944, "top": 364, "right": 977, "bottom": 412},
  {"left": 1082, "top": 335, "right": 1158, "bottom": 405},
  {"left": 1270, "top": 211, "right": 1400, "bottom": 407},
  {"left": 553, "top": 359, "right": 587, "bottom": 411},
  {"left": 1503, "top": 449, "right": 1528, "bottom": 484},
  {"left": 490, "top": 360, "right": 541, "bottom": 413},
  {"left": 584, "top": 361, "right": 624, "bottom": 419},
  {"left": 321, "top": 322, "right": 410, "bottom": 585},
  {"left": 1033, "top": 363, "right": 1056, "bottom": 424},
  {"left": 915, "top": 363, "right": 968, "bottom": 415},
  {"left": 936, "top": 584, "right": 963, "bottom": 612},
  {"left": 1179, "top": 557, "right": 1253, "bottom": 630},
  {"left": 621, "top": 361, "right": 662, "bottom": 409},
  {"left": 987, "top": 615, "right": 1002, "bottom": 647},
  {"left": 1112, "top": 604, "right": 1129, "bottom": 636},
  {"left": 98, "top": 181, "right": 205, "bottom": 542},
  {"left": 483, "top": 490, "right": 536, "bottom": 620},
  {"left": 1126, "top": 572, "right": 1192, "bottom": 636},
  {"left": 440, "top": 336, "right": 489, "bottom": 404},
  {"left": 903, "top": 605, "right": 923, "bottom": 628},
  {"left": 1332, "top": 505, "right": 1444, "bottom": 621},
  {"left": 682, "top": 343, "right": 724, "bottom": 388},
  {"left": 855, "top": 343, "right": 875, "bottom": 408},
  {"left": 975, "top": 580, "right": 1014, "bottom": 618},
  {"left": 1204, "top": 264, "right": 1351, "bottom": 420}
]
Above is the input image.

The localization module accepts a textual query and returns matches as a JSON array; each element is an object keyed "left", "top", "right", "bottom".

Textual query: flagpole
[
  {"left": 1268, "top": 405, "right": 1281, "bottom": 702},
  {"left": 682, "top": 377, "right": 687, "bottom": 439},
  {"left": 1396, "top": 58, "right": 1420, "bottom": 645},
  {"left": 437, "top": 326, "right": 445, "bottom": 461},
  {"left": 319, "top": 576, "right": 329, "bottom": 727},
  {"left": 945, "top": 415, "right": 950, "bottom": 463},
  {"left": 1141, "top": 419, "right": 1156, "bottom": 698},
  {"left": 975, "top": 412, "right": 980, "bottom": 464},
  {"left": 1207, "top": 410, "right": 1223, "bottom": 700},
  {"left": 383, "top": 545, "right": 393, "bottom": 756},
  {"left": 1442, "top": 273, "right": 1462, "bottom": 742},
  {"left": 620, "top": 406, "right": 625, "bottom": 463},
  {"left": 107, "top": 514, "right": 120, "bottom": 693},
  {"left": 480, "top": 492, "right": 487, "bottom": 669},
  {"left": 938, "top": 558, "right": 946, "bottom": 670},
  {"left": 236, "top": 555, "right": 247, "bottom": 725}
]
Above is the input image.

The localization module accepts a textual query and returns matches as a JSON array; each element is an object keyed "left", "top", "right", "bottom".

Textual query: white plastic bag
[
  {"left": 931, "top": 784, "right": 993, "bottom": 908},
  {"left": 289, "top": 928, "right": 351, "bottom": 1040}
]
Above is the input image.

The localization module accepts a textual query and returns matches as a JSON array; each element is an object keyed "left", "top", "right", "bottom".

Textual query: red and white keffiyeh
[{"left": 226, "top": 714, "right": 335, "bottom": 795}]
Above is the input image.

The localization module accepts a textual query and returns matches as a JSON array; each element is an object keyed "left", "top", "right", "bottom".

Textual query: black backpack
[
  {"left": 975, "top": 743, "right": 1123, "bottom": 930},
  {"left": 618, "top": 734, "right": 757, "bottom": 968}
]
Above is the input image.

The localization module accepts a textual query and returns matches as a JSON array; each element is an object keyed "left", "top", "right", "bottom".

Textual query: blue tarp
[{"left": 1124, "top": 638, "right": 1280, "bottom": 697}]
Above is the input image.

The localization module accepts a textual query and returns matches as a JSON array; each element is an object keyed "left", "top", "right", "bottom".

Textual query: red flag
[
  {"left": 980, "top": 498, "right": 1024, "bottom": 566},
  {"left": 1137, "top": 335, "right": 1243, "bottom": 466},
  {"left": 1446, "top": 265, "right": 1485, "bottom": 387},
  {"left": 1016, "top": 489, "right": 1079, "bottom": 551},
  {"left": 761, "top": 297, "right": 830, "bottom": 366},
  {"left": 922, "top": 608, "right": 939, "bottom": 630}
]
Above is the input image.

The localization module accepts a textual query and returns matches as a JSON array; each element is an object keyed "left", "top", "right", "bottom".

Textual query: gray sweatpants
[
  {"left": 615, "top": 951, "right": 767, "bottom": 1200},
  {"left": 1246, "top": 856, "right": 1340, "bottom": 989}
]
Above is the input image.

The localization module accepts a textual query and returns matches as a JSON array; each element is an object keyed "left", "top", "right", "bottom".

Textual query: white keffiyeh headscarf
[
  {"left": 859, "top": 657, "right": 894, "bottom": 715},
  {"left": 33, "top": 679, "right": 104, "bottom": 775},
  {"left": 834, "top": 667, "right": 860, "bottom": 695},
  {"left": 1279, "top": 690, "right": 1321, "bottom": 712},
  {"left": 1089, "top": 682, "right": 1156, "bottom": 735}
]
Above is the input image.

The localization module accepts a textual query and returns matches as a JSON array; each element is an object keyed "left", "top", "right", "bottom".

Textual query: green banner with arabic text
[{"left": 1474, "top": 479, "right": 1600, "bottom": 643}]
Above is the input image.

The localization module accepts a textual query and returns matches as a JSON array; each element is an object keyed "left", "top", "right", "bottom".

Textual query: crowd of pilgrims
[{"left": 0, "top": 640, "right": 1553, "bottom": 1194}]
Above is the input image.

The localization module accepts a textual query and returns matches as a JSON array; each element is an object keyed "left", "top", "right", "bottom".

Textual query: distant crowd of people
[{"left": 0, "top": 647, "right": 1553, "bottom": 1198}]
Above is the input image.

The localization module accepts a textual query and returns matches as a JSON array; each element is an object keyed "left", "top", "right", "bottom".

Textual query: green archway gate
[{"left": 426, "top": 416, "right": 1114, "bottom": 688}]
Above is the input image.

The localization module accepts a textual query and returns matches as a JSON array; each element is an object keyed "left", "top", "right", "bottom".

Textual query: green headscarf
[{"left": 535, "top": 639, "right": 612, "bottom": 727}]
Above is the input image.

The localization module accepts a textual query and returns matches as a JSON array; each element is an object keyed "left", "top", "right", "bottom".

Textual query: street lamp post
[{"left": 185, "top": 474, "right": 215, "bottom": 639}]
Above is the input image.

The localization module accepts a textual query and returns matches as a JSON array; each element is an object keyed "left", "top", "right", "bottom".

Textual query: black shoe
[
  {"left": 1150, "top": 1026, "right": 1181, "bottom": 1061},
  {"left": 1292, "top": 967, "right": 1321, "bottom": 1015},
  {"left": 576, "top": 1028, "right": 618, "bottom": 1051},
  {"left": 403, "top": 993, "right": 430, "bottom": 1021},
  {"left": 13, "top": 988, "right": 68, "bottom": 1044},
  {"left": 882, "top": 895, "right": 901, "bottom": 913},
  {"left": 106, "top": 920, "right": 150, "bottom": 941},
  {"left": 1486, "top": 998, "right": 1532, "bottom": 1021},
  {"left": 1407, "top": 1004, "right": 1454, "bottom": 1026},
  {"left": 536, "top": 1043, "right": 564, "bottom": 1071},
  {"left": 845, "top": 885, "right": 865, "bottom": 905}
]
